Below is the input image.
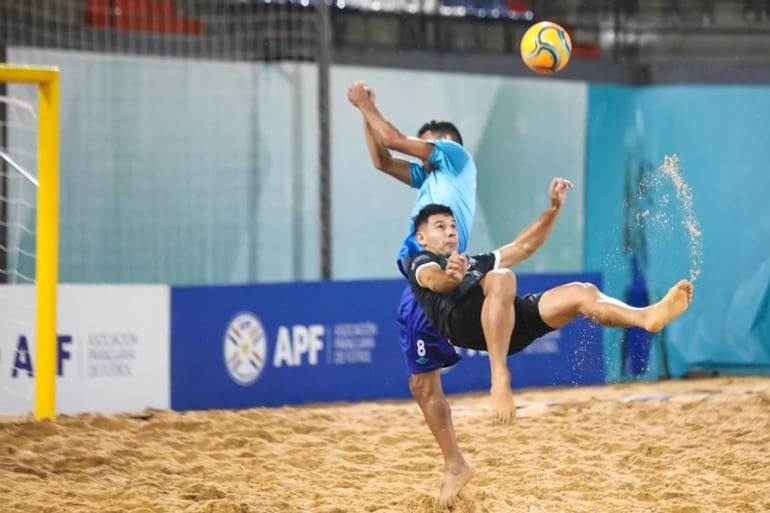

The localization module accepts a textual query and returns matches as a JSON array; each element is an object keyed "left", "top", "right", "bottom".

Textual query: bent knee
[
  {"left": 577, "top": 281, "right": 600, "bottom": 297},
  {"left": 483, "top": 268, "right": 517, "bottom": 295},
  {"left": 560, "top": 281, "right": 602, "bottom": 306}
]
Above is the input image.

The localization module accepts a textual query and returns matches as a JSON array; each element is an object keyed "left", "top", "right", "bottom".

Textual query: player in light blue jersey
[
  {"left": 397, "top": 135, "right": 476, "bottom": 279},
  {"left": 347, "top": 81, "right": 477, "bottom": 507}
]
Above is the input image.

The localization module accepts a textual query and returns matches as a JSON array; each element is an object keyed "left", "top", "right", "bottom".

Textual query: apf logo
[{"left": 223, "top": 312, "right": 267, "bottom": 386}]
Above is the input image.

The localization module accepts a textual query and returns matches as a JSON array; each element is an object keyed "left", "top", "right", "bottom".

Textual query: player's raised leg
[
  {"left": 479, "top": 269, "right": 518, "bottom": 424},
  {"left": 537, "top": 280, "right": 694, "bottom": 332},
  {"left": 408, "top": 370, "right": 476, "bottom": 507}
]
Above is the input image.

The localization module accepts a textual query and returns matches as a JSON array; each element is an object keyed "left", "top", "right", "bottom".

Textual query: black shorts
[{"left": 447, "top": 284, "right": 555, "bottom": 355}]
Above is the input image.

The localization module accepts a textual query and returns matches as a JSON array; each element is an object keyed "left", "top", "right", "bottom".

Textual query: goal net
[
  {"left": 0, "top": 66, "right": 60, "bottom": 420},
  {"left": 1, "top": 94, "right": 38, "bottom": 285}
]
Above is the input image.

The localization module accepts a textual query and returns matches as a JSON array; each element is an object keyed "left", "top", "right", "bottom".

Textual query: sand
[{"left": 1, "top": 375, "right": 769, "bottom": 513}]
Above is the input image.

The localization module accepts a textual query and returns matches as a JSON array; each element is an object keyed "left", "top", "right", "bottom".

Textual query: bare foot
[
  {"left": 437, "top": 463, "right": 476, "bottom": 508},
  {"left": 490, "top": 369, "right": 516, "bottom": 424},
  {"left": 645, "top": 279, "right": 694, "bottom": 333}
]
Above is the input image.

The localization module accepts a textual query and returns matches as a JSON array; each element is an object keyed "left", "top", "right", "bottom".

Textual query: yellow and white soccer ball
[{"left": 520, "top": 21, "right": 573, "bottom": 75}]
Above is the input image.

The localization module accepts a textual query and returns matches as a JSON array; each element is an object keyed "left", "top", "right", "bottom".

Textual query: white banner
[{"left": 0, "top": 284, "right": 170, "bottom": 416}]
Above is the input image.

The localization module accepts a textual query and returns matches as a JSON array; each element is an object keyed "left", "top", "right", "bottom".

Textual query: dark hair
[
  {"left": 417, "top": 120, "right": 463, "bottom": 146},
  {"left": 413, "top": 204, "right": 454, "bottom": 233}
]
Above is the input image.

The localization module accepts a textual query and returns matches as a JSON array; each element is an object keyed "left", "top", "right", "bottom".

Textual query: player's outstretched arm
[
  {"left": 363, "top": 119, "right": 412, "bottom": 185},
  {"left": 497, "top": 178, "right": 573, "bottom": 268},
  {"left": 348, "top": 81, "right": 435, "bottom": 162}
]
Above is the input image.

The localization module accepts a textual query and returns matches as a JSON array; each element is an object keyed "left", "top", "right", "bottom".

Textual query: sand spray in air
[
  {"left": 635, "top": 154, "right": 703, "bottom": 283},
  {"left": 660, "top": 155, "right": 702, "bottom": 282}
]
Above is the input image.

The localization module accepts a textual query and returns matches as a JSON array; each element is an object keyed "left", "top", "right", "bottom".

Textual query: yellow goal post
[{"left": 0, "top": 64, "right": 60, "bottom": 421}]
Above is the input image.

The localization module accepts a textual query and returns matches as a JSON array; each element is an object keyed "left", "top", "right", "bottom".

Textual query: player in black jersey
[{"left": 408, "top": 180, "right": 694, "bottom": 425}]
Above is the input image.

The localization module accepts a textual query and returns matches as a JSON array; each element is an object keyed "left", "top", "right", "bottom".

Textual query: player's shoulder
[
  {"left": 429, "top": 138, "right": 467, "bottom": 154},
  {"left": 411, "top": 250, "right": 439, "bottom": 263},
  {"left": 427, "top": 139, "right": 473, "bottom": 170},
  {"left": 409, "top": 251, "right": 440, "bottom": 271}
]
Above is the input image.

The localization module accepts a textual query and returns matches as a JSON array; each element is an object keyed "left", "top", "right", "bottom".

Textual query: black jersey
[{"left": 407, "top": 250, "right": 499, "bottom": 338}]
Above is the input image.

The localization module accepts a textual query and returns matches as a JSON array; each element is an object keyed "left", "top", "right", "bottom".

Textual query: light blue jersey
[{"left": 397, "top": 139, "right": 477, "bottom": 277}]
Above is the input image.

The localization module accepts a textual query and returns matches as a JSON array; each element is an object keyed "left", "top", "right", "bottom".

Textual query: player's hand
[
  {"left": 549, "top": 177, "right": 574, "bottom": 209},
  {"left": 445, "top": 251, "right": 468, "bottom": 284},
  {"left": 347, "top": 81, "right": 371, "bottom": 107}
]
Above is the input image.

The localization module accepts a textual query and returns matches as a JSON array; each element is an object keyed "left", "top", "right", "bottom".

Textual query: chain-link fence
[{"left": 1, "top": 0, "right": 333, "bottom": 284}]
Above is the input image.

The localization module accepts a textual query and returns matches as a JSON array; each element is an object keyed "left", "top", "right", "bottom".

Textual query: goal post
[{"left": 0, "top": 64, "right": 60, "bottom": 421}]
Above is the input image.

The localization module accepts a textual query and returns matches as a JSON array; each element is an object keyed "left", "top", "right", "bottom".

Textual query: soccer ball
[{"left": 520, "top": 21, "right": 573, "bottom": 75}]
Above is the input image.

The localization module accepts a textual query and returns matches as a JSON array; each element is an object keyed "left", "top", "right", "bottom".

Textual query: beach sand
[{"left": 1, "top": 375, "right": 769, "bottom": 513}]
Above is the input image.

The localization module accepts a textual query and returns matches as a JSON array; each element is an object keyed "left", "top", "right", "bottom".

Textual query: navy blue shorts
[{"left": 397, "top": 285, "right": 461, "bottom": 375}]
